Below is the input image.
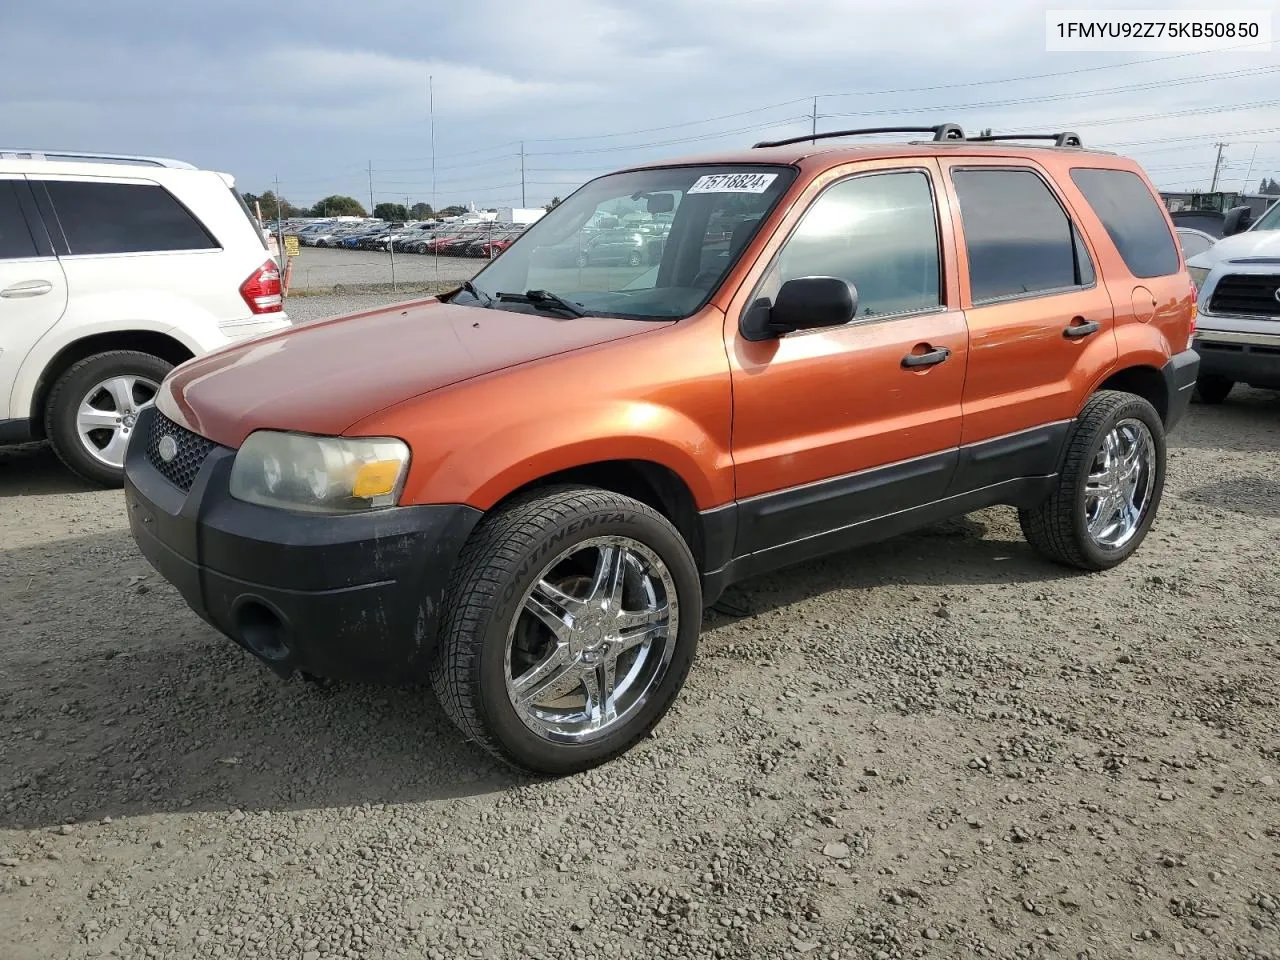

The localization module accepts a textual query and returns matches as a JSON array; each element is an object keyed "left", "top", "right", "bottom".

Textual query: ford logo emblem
[{"left": 157, "top": 435, "right": 178, "bottom": 463}]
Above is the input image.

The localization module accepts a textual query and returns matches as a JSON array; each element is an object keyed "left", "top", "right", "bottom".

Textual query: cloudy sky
[{"left": 4, "top": 0, "right": 1278, "bottom": 210}]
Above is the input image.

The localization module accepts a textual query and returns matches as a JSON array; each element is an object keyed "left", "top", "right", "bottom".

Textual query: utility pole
[
  {"left": 520, "top": 141, "right": 526, "bottom": 208},
  {"left": 273, "top": 173, "right": 284, "bottom": 280},
  {"left": 1210, "top": 142, "right": 1228, "bottom": 193},
  {"left": 1241, "top": 145, "right": 1259, "bottom": 194},
  {"left": 811, "top": 97, "right": 818, "bottom": 143},
  {"left": 367, "top": 160, "right": 375, "bottom": 217},
  {"left": 429, "top": 75, "right": 437, "bottom": 214}
]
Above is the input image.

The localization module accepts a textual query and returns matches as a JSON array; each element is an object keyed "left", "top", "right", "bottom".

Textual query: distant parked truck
[{"left": 496, "top": 206, "right": 545, "bottom": 226}]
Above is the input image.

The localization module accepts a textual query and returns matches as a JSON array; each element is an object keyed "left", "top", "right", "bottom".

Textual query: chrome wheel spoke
[
  {"left": 616, "top": 621, "right": 666, "bottom": 655},
  {"left": 586, "top": 544, "right": 628, "bottom": 610},
  {"left": 583, "top": 656, "right": 619, "bottom": 725},
  {"left": 614, "top": 603, "right": 667, "bottom": 632},
  {"left": 77, "top": 406, "right": 118, "bottom": 431},
  {"left": 106, "top": 376, "right": 138, "bottom": 414},
  {"left": 98, "top": 429, "right": 130, "bottom": 465},
  {"left": 511, "top": 643, "right": 579, "bottom": 707},
  {"left": 526, "top": 581, "right": 579, "bottom": 643}
]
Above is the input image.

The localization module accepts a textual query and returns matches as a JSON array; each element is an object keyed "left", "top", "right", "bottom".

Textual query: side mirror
[
  {"left": 741, "top": 276, "right": 857, "bottom": 342},
  {"left": 1222, "top": 205, "right": 1252, "bottom": 236}
]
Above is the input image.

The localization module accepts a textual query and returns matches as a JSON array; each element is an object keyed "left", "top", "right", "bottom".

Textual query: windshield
[
  {"left": 455, "top": 165, "right": 795, "bottom": 320},
  {"left": 1250, "top": 199, "right": 1280, "bottom": 232}
]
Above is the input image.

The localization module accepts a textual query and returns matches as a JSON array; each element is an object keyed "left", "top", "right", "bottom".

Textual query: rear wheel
[
  {"left": 627, "top": 250, "right": 642, "bottom": 266},
  {"left": 45, "top": 350, "right": 173, "bottom": 487},
  {"left": 1193, "top": 374, "right": 1233, "bottom": 404},
  {"left": 431, "top": 485, "right": 701, "bottom": 775},
  {"left": 1019, "top": 390, "right": 1166, "bottom": 571}
]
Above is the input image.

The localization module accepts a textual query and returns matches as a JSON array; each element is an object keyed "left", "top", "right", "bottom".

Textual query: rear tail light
[{"left": 240, "top": 259, "right": 283, "bottom": 314}]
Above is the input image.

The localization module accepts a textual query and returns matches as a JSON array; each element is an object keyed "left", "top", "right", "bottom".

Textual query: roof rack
[
  {"left": 753, "top": 123, "right": 966, "bottom": 149},
  {"left": 0, "top": 149, "right": 196, "bottom": 169},
  {"left": 964, "top": 132, "right": 1083, "bottom": 148}
]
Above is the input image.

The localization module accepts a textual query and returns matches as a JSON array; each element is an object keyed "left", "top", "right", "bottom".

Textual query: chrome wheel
[
  {"left": 76, "top": 375, "right": 158, "bottom": 468},
  {"left": 505, "top": 536, "right": 679, "bottom": 744},
  {"left": 1084, "top": 418, "right": 1155, "bottom": 549}
]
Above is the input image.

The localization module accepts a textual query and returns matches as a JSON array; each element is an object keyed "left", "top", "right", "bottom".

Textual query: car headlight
[
  {"left": 229, "top": 431, "right": 410, "bottom": 513},
  {"left": 1187, "top": 266, "right": 1210, "bottom": 292}
]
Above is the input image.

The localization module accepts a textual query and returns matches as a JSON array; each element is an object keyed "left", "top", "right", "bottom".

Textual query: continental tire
[
  {"left": 430, "top": 485, "right": 701, "bottom": 775},
  {"left": 1019, "top": 390, "right": 1166, "bottom": 571}
]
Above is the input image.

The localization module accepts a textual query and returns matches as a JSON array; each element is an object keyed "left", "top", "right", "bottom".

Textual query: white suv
[
  {"left": 1185, "top": 199, "right": 1280, "bottom": 403},
  {"left": 0, "top": 149, "right": 290, "bottom": 484}
]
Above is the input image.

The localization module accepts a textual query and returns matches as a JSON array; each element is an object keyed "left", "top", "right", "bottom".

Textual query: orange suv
[{"left": 123, "top": 124, "right": 1199, "bottom": 774}]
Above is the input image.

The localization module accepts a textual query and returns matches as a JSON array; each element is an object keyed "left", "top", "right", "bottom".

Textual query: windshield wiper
[
  {"left": 455, "top": 280, "right": 493, "bottom": 306},
  {"left": 495, "top": 289, "right": 588, "bottom": 317}
]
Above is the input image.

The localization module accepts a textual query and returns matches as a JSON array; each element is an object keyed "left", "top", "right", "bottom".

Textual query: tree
[
  {"left": 373, "top": 202, "right": 409, "bottom": 221},
  {"left": 545, "top": 196, "right": 562, "bottom": 212},
  {"left": 410, "top": 202, "right": 434, "bottom": 219},
  {"left": 245, "top": 190, "right": 303, "bottom": 221},
  {"left": 979, "top": 128, "right": 993, "bottom": 137},
  {"left": 1261, "top": 177, "right": 1280, "bottom": 196},
  {"left": 438, "top": 205, "right": 468, "bottom": 217},
  {"left": 308, "top": 195, "right": 366, "bottom": 217}
]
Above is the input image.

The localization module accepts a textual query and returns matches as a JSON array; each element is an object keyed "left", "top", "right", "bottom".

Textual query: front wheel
[
  {"left": 45, "top": 350, "right": 173, "bottom": 487},
  {"left": 627, "top": 250, "right": 642, "bottom": 266},
  {"left": 1019, "top": 390, "right": 1166, "bottom": 571},
  {"left": 431, "top": 485, "right": 702, "bottom": 775}
]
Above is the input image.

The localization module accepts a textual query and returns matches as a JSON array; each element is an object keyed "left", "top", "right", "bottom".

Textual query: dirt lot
[{"left": 1, "top": 300, "right": 1278, "bottom": 959}]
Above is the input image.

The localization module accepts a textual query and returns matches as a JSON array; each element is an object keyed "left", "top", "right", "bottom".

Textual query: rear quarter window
[
  {"left": 1069, "top": 168, "right": 1180, "bottom": 278},
  {"left": 39, "top": 180, "right": 219, "bottom": 256}
]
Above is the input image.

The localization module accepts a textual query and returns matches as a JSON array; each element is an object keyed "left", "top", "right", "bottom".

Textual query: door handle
[
  {"left": 902, "top": 345, "right": 952, "bottom": 368},
  {"left": 1064, "top": 318, "right": 1101, "bottom": 338},
  {"left": 0, "top": 280, "right": 54, "bottom": 299}
]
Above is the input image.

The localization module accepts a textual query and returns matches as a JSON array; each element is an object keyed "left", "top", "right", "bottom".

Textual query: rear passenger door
[
  {"left": 27, "top": 176, "right": 222, "bottom": 325},
  {"left": 938, "top": 160, "right": 1117, "bottom": 489},
  {"left": 0, "top": 177, "right": 67, "bottom": 421}
]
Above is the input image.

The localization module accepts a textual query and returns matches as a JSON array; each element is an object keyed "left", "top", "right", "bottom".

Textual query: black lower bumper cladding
[{"left": 123, "top": 407, "right": 481, "bottom": 683}]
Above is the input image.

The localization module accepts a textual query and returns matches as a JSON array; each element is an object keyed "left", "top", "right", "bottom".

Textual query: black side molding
[
  {"left": 0, "top": 418, "right": 33, "bottom": 444},
  {"left": 1161, "top": 349, "right": 1200, "bottom": 433}
]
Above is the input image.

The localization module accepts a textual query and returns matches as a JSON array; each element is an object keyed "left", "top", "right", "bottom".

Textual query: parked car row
[{"left": 281, "top": 217, "right": 530, "bottom": 257}]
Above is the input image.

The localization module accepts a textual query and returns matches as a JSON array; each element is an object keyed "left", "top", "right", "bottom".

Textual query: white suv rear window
[{"left": 38, "top": 180, "right": 218, "bottom": 255}]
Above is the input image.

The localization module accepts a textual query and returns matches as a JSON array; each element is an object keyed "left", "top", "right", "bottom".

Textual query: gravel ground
[{"left": 1, "top": 301, "right": 1278, "bottom": 959}]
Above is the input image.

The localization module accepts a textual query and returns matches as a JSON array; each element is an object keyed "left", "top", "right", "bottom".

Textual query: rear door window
[
  {"left": 951, "top": 168, "right": 1085, "bottom": 302},
  {"left": 1069, "top": 168, "right": 1180, "bottom": 278},
  {"left": 0, "top": 181, "right": 40, "bottom": 260},
  {"left": 38, "top": 180, "right": 219, "bottom": 256}
]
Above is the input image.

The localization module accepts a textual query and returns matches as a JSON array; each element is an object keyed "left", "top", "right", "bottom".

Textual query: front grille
[
  {"left": 144, "top": 411, "right": 214, "bottom": 491},
  {"left": 1208, "top": 273, "right": 1280, "bottom": 318}
]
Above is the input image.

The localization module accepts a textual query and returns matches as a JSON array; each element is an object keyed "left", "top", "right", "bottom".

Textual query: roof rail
[
  {"left": 752, "top": 123, "right": 965, "bottom": 149},
  {"left": 0, "top": 149, "right": 197, "bottom": 169},
  {"left": 964, "top": 132, "right": 1083, "bottom": 148}
]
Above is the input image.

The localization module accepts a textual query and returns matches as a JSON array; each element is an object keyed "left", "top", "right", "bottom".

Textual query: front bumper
[
  {"left": 1160, "top": 348, "right": 1200, "bottom": 432},
  {"left": 122, "top": 407, "right": 481, "bottom": 683},
  {"left": 1194, "top": 328, "right": 1280, "bottom": 390}
]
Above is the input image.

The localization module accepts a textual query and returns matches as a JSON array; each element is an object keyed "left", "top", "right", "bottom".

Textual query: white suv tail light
[{"left": 239, "top": 259, "right": 283, "bottom": 314}]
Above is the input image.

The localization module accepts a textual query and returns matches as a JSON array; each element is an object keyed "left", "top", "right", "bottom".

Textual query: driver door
[{"left": 725, "top": 161, "right": 968, "bottom": 555}]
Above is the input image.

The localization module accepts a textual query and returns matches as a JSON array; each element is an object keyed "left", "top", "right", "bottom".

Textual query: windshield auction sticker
[{"left": 687, "top": 173, "right": 779, "bottom": 194}]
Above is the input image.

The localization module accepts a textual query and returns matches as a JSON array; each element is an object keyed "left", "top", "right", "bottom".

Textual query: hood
[
  {"left": 1189, "top": 228, "right": 1280, "bottom": 268},
  {"left": 160, "top": 299, "right": 658, "bottom": 448}
]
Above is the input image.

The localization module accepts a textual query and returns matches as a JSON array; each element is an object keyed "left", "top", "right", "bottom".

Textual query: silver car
[{"left": 1186, "top": 200, "right": 1280, "bottom": 403}]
